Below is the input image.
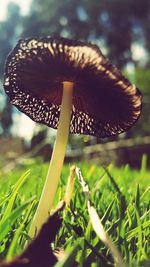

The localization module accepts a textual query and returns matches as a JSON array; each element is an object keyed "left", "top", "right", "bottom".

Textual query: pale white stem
[{"left": 29, "top": 81, "right": 74, "bottom": 238}]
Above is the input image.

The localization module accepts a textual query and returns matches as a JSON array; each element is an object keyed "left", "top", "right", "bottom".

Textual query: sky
[
  {"left": 0, "top": 0, "right": 32, "bottom": 21},
  {"left": 12, "top": 113, "right": 36, "bottom": 141}
]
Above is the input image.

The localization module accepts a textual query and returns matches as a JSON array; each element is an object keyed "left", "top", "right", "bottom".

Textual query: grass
[{"left": 0, "top": 156, "right": 149, "bottom": 266}]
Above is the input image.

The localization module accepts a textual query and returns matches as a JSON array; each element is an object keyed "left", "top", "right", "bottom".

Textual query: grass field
[{"left": 0, "top": 156, "right": 149, "bottom": 266}]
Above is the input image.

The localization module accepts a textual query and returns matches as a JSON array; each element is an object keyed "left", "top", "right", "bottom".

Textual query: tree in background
[
  {"left": 0, "top": 0, "right": 150, "bottom": 140},
  {"left": 0, "top": 3, "right": 22, "bottom": 137},
  {"left": 23, "top": 0, "right": 150, "bottom": 67}
]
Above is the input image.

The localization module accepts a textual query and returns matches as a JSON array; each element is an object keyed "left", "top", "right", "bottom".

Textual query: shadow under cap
[{"left": 3, "top": 36, "right": 142, "bottom": 138}]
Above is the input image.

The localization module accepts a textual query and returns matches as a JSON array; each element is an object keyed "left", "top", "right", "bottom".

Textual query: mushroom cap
[{"left": 3, "top": 36, "right": 142, "bottom": 138}]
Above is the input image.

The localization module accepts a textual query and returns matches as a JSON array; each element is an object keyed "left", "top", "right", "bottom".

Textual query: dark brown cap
[{"left": 3, "top": 36, "right": 142, "bottom": 138}]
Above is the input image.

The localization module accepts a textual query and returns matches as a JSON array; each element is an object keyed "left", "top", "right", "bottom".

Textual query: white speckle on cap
[{"left": 4, "top": 77, "right": 10, "bottom": 86}]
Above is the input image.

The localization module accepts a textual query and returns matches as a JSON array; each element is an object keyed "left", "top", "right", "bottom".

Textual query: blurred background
[{"left": 0, "top": 0, "right": 150, "bottom": 168}]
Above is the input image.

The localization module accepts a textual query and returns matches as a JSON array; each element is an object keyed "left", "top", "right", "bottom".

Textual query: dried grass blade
[{"left": 76, "top": 167, "right": 124, "bottom": 267}]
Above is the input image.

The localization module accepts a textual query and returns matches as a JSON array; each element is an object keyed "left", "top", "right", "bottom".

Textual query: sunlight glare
[{"left": 0, "top": 0, "right": 31, "bottom": 21}]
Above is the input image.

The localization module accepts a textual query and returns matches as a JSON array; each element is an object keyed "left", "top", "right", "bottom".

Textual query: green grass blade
[
  {"left": 140, "top": 186, "right": 150, "bottom": 201},
  {"left": 101, "top": 198, "right": 116, "bottom": 224},
  {"left": 107, "top": 219, "right": 120, "bottom": 235},
  {"left": 135, "top": 184, "right": 140, "bottom": 211},
  {"left": 0, "top": 194, "right": 11, "bottom": 208},
  {"left": 140, "top": 154, "right": 147, "bottom": 177},
  {"left": 6, "top": 200, "right": 36, "bottom": 260},
  {"left": 135, "top": 208, "right": 148, "bottom": 260},
  {"left": 125, "top": 220, "right": 150, "bottom": 241},
  {"left": 0, "top": 170, "right": 30, "bottom": 224},
  {"left": 0, "top": 197, "right": 35, "bottom": 242},
  {"left": 0, "top": 159, "right": 149, "bottom": 266},
  {"left": 103, "top": 167, "right": 122, "bottom": 195}
]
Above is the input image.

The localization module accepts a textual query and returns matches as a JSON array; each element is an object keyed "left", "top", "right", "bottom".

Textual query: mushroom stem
[{"left": 29, "top": 81, "right": 74, "bottom": 238}]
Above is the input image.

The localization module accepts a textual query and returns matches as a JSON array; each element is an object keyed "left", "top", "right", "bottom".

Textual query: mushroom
[{"left": 3, "top": 36, "right": 142, "bottom": 238}]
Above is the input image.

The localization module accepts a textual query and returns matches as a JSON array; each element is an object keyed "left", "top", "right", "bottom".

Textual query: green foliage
[
  {"left": 0, "top": 159, "right": 149, "bottom": 266},
  {"left": 123, "top": 68, "right": 150, "bottom": 137}
]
